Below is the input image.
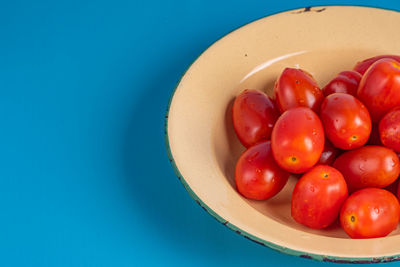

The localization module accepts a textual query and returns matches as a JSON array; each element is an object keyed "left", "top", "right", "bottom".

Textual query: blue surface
[{"left": 1, "top": 0, "right": 400, "bottom": 266}]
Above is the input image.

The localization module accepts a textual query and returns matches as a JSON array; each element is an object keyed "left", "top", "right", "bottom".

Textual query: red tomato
[
  {"left": 357, "top": 58, "right": 400, "bottom": 123},
  {"left": 318, "top": 140, "right": 341, "bottom": 165},
  {"left": 353, "top": 55, "right": 400, "bottom": 75},
  {"left": 291, "top": 165, "right": 348, "bottom": 229},
  {"left": 379, "top": 107, "right": 400, "bottom": 153},
  {"left": 367, "top": 123, "right": 383, "bottom": 146},
  {"left": 232, "top": 89, "right": 279, "bottom": 147},
  {"left": 271, "top": 107, "right": 324, "bottom": 173},
  {"left": 340, "top": 188, "right": 400, "bottom": 238},
  {"left": 320, "top": 93, "right": 371, "bottom": 150},
  {"left": 235, "top": 141, "right": 290, "bottom": 200},
  {"left": 333, "top": 146, "right": 400, "bottom": 192},
  {"left": 273, "top": 68, "right": 323, "bottom": 113},
  {"left": 323, "top": 71, "right": 362, "bottom": 97}
]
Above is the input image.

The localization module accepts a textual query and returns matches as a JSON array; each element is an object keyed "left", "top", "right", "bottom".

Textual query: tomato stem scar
[{"left": 351, "top": 215, "right": 355, "bottom": 222}]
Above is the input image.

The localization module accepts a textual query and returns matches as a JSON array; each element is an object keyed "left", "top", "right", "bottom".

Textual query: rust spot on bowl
[
  {"left": 323, "top": 256, "right": 400, "bottom": 264},
  {"left": 292, "top": 7, "right": 326, "bottom": 14}
]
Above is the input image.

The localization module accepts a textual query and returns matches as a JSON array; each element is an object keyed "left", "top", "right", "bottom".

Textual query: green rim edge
[{"left": 164, "top": 5, "right": 400, "bottom": 264}]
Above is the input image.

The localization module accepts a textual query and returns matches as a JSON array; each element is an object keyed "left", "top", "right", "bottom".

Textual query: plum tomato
[
  {"left": 232, "top": 89, "right": 279, "bottom": 147},
  {"left": 379, "top": 107, "right": 400, "bottom": 153},
  {"left": 357, "top": 58, "right": 400, "bottom": 123},
  {"left": 273, "top": 68, "right": 323, "bottom": 113},
  {"left": 323, "top": 71, "right": 362, "bottom": 97},
  {"left": 340, "top": 188, "right": 400, "bottom": 238},
  {"left": 318, "top": 140, "right": 341, "bottom": 165},
  {"left": 320, "top": 93, "right": 371, "bottom": 150},
  {"left": 235, "top": 141, "right": 290, "bottom": 200},
  {"left": 333, "top": 146, "right": 400, "bottom": 192},
  {"left": 271, "top": 107, "right": 324, "bottom": 173},
  {"left": 291, "top": 165, "right": 348, "bottom": 229},
  {"left": 353, "top": 55, "right": 400, "bottom": 75}
]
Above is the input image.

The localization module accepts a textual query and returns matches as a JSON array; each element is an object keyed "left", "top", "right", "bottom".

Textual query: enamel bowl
[{"left": 165, "top": 6, "right": 400, "bottom": 263}]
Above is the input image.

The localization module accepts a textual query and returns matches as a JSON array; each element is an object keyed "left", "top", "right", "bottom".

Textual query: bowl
[{"left": 165, "top": 6, "right": 400, "bottom": 263}]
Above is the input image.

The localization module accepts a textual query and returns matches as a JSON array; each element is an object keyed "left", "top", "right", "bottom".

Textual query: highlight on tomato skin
[
  {"left": 379, "top": 106, "right": 400, "bottom": 153},
  {"left": 357, "top": 58, "right": 400, "bottom": 123},
  {"left": 340, "top": 188, "right": 400, "bottom": 239},
  {"left": 235, "top": 141, "right": 290, "bottom": 201},
  {"left": 323, "top": 71, "right": 362, "bottom": 97},
  {"left": 333, "top": 146, "right": 400, "bottom": 192},
  {"left": 232, "top": 89, "right": 279, "bottom": 148},
  {"left": 353, "top": 55, "right": 400, "bottom": 75},
  {"left": 319, "top": 93, "right": 372, "bottom": 150},
  {"left": 291, "top": 165, "right": 348, "bottom": 229},
  {"left": 271, "top": 107, "right": 324, "bottom": 174},
  {"left": 273, "top": 68, "right": 323, "bottom": 113}
]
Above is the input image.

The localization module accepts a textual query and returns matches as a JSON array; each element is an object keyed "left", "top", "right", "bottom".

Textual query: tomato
[
  {"left": 318, "top": 140, "right": 341, "bottom": 165},
  {"left": 271, "top": 107, "right": 324, "bottom": 173},
  {"left": 367, "top": 123, "right": 383, "bottom": 146},
  {"left": 340, "top": 188, "right": 400, "bottom": 238},
  {"left": 353, "top": 55, "right": 400, "bottom": 75},
  {"left": 320, "top": 93, "right": 371, "bottom": 150},
  {"left": 379, "top": 107, "right": 400, "bottom": 153},
  {"left": 357, "top": 58, "right": 400, "bottom": 122},
  {"left": 323, "top": 71, "right": 362, "bottom": 97},
  {"left": 291, "top": 165, "right": 348, "bottom": 229},
  {"left": 232, "top": 89, "right": 279, "bottom": 147},
  {"left": 235, "top": 141, "right": 290, "bottom": 200},
  {"left": 273, "top": 68, "right": 323, "bottom": 113},
  {"left": 333, "top": 146, "right": 400, "bottom": 192}
]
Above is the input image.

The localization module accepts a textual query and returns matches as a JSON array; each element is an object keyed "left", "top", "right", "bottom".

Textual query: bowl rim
[{"left": 164, "top": 5, "right": 400, "bottom": 263}]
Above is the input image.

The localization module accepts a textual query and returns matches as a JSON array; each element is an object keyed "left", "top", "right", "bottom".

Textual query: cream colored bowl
[{"left": 165, "top": 6, "right": 400, "bottom": 263}]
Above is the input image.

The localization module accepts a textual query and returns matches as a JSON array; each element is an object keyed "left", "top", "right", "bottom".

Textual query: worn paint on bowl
[{"left": 165, "top": 6, "right": 400, "bottom": 263}]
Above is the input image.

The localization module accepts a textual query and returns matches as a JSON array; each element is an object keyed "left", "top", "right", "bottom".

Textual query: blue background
[{"left": 1, "top": 0, "right": 400, "bottom": 266}]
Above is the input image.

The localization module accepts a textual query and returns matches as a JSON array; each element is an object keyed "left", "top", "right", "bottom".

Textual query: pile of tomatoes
[{"left": 232, "top": 55, "right": 400, "bottom": 239}]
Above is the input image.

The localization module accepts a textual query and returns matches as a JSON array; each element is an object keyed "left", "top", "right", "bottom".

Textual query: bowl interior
[
  {"left": 215, "top": 49, "right": 393, "bottom": 239},
  {"left": 167, "top": 6, "right": 400, "bottom": 260}
]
